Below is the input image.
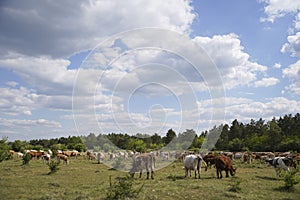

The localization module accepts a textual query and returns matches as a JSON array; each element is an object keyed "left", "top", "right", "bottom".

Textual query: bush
[
  {"left": 105, "top": 175, "right": 143, "bottom": 200},
  {"left": 22, "top": 153, "right": 32, "bottom": 165},
  {"left": 283, "top": 167, "right": 299, "bottom": 191},
  {"left": 112, "top": 157, "right": 125, "bottom": 170},
  {"left": 47, "top": 160, "right": 60, "bottom": 174},
  {"left": 0, "top": 137, "right": 11, "bottom": 162},
  {"left": 228, "top": 177, "right": 242, "bottom": 193}
]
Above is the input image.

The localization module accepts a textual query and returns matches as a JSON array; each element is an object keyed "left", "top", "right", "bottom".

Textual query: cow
[
  {"left": 130, "top": 153, "right": 155, "bottom": 179},
  {"left": 57, "top": 154, "right": 69, "bottom": 165},
  {"left": 215, "top": 155, "right": 236, "bottom": 179},
  {"left": 243, "top": 152, "right": 253, "bottom": 164},
  {"left": 183, "top": 154, "right": 207, "bottom": 179},
  {"left": 42, "top": 154, "right": 51, "bottom": 164},
  {"left": 293, "top": 155, "right": 300, "bottom": 165},
  {"left": 95, "top": 152, "right": 105, "bottom": 164},
  {"left": 203, "top": 154, "right": 218, "bottom": 169},
  {"left": 26, "top": 150, "right": 45, "bottom": 159},
  {"left": 266, "top": 157, "right": 296, "bottom": 176}
]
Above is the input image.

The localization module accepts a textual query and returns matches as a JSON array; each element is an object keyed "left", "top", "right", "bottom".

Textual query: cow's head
[
  {"left": 265, "top": 159, "right": 274, "bottom": 166},
  {"left": 230, "top": 167, "right": 237, "bottom": 176}
]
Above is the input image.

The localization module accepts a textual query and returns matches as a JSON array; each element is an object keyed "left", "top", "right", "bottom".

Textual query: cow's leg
[
  {"left": 216, "top": 168, "right": 219, "bottom": 178},
  {"left": 130, "top": 171, "right": 135, "bottom": 178},
  {"left": 145, "top": 163, "right": 150, "bottom": 179},
  {"left": 146, "top": 171, "right": 150, "bottom": 179},
  {"left": 150, "top": 164, "right": 154, "bottom": 179},
  {"left": 225, "top": 169, "right": 229, "bottom": 177},
  {"left": 151, "top": 170, "right": 154, "bottom": 179}
]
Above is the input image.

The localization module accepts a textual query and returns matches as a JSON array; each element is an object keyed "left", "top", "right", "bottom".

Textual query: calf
[
  {"left": 266, "top": 157, "right": 296, "bottom": 176},
  {"left": 215, "top": 155, "right": 236, "bottom": 179},
  {"left": 184, "top": 154, "right": 207, "bottom": 179},
  {"left": 130, "top": 153, "right": 155, "bottom": 179}
]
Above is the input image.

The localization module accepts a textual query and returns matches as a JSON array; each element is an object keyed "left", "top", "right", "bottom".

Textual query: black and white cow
[{"left": 266, "top": 157, "right": 296, "bottom": 176}]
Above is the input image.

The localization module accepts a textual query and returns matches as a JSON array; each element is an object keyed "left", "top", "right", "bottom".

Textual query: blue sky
[{"left": 0, "top": 0, "right": 300, "bottom": 141}]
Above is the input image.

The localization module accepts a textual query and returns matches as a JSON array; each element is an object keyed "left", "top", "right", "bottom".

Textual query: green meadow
[{"left": 0, "top": 157, "right": 299, "bottom": 200}]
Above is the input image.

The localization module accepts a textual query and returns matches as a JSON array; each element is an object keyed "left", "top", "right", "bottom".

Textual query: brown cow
[
  {"left": 57, "top": 154, "right": 69, "bottom": 165},
  {"left": 215, "top": 155, "right": 236, "bottom": 179},
  {"left": 27, "top": 150, "right": 45, "bottom": 159},
  {"left": 203, "top": 154, "right": 218, "bottom": 169},
  {"left": 130, "top": 153, "right": 155, "bottom": 179}
]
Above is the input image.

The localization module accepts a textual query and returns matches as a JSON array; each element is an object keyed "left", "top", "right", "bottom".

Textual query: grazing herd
[{"left": 7, "top": 149, "right": 298, "bottom": 180}]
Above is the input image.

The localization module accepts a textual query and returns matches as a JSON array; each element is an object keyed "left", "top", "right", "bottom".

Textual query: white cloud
[
  {"left": 260, "top": 0, "right": 300, "bottom": 23},
  {"left": 282, "top": 59, "right": 300, "bottom": 94},
  {"left": 281, "top": 32, "right": 300, "bottom": 57},
  {"left": 254, "top": 77, "right": 280, "bottom": 87},
  {"left": 0, "top": 86, "right": 35, "bottom": 116},
  {"left": 0, "top": 0, "right": 195, "bottom": 58},
  {"left": 0, "top": 54, "right": 76, "bottom": 95},
  {"left": 273, "top": 63, "right": 281, "bottom": 68},
  {"left": 193, "top": 34, "right": 267, "bottom": 89},
  {"left": 0, "top": 117, "right": 62, "bottom": 140},
  {"left": 217, "top": 96, "right": 300, "bottom": 123}
]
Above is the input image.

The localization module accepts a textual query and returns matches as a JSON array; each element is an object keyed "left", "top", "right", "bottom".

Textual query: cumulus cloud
[
  {"left": 282, "top": 59, "right": 300, "bottom": 94},
  {"left": 0, "top": 0, "right": 195, "bottom": 58},
  {"left": 0, "top": 86, "right": 35, "bottom": 116},
  {"left": 193, "top": 34, "right": 267, "bottom": 89},
  {"left": 254, "top": 77, "right": 280, "bottom": 87},
  {"left": 259, "top": 0, "right": 300, "bottom": 23},
  {"left": 281, "top": 32, "right": 300, "bottom": 57},
  {"left": 208, "top": 96, "right": 300, "bottom": 123},
  {"left": 273, "top": 63, "right": 281, "bottom": 68}
]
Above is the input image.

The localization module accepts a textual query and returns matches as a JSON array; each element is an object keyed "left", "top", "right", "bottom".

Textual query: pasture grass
[{"left": 0, "top": 157, "right": 299, "bottom": 200}]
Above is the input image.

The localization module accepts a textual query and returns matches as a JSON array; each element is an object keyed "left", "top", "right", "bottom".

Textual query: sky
[{"left": 0, "top": 0, "right": 300, "bottom": 141}]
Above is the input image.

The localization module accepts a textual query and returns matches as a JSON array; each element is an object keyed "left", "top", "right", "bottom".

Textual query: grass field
[{"left": 0, "top": 157, "right": 299, "bottom": 200}]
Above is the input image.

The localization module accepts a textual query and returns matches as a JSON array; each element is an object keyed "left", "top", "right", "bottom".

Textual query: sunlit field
[{"left": 0, "top": 157, "right": 299, "bottom": 200}]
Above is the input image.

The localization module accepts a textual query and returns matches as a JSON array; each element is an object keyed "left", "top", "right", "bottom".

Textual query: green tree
[
  {"left": 11, "top": 140, "right": 28, "bottom": 152},
  {"left": 0, "top": 137, "right": 11, "bottom": 162},
  {"left": 163, "top": 129, "right": 176, "bottom": 144},
  {"left": 266, "top": 118, "right": 282, "bottom": 151},
  {"left": 229, "top": 138, "right": 243, "bottom": 151},
  {"left": 127, "top": 139, "right": 146, "bottom": 152}
]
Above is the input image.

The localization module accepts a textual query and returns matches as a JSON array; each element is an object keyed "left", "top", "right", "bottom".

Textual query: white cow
[
  {"left": 184, "top": 154, "right": 207, "bottom": 179},
  {"left": 130, "top": 153, "right": 155, "bottom": 179}
]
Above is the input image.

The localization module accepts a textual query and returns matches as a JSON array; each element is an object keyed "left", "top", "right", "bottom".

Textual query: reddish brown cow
[
  {"left": 215, "top": 155, "right": 236, "bottom": 179},
  {"left": 27, "top": 151, "right": 45, "bottom": 159}
]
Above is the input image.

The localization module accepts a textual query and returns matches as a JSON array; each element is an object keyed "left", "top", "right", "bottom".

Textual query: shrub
[
  {"left": 47, "top": 160, "right": 60, "bottom": 174},
  {"left": 112, "top": 157, "right": 125, "bottom": 170},
  {"left": 22, "top": 153, "right": 32, "bottom": 165},
  {"left": 228, "top": 177, "right": 242, "bottom": 193},
  {"left": 0, "top": 137, "right": 11, "bottom": 162},
  {"left": 283, "top": 167, "right": 299, "bottom": 191},
  {"left": 105, "top": 175, "right": 143, "bottom": 200}
]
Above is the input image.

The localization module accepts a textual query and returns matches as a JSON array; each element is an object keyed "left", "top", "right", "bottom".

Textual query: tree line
[
  {"left": 1, "top": 113, "right": 300, "bottom": 162},
  {"left": 83, "top": 113, "right": 300, "bottom": 153}
]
